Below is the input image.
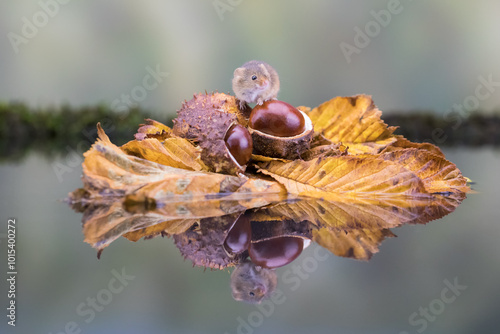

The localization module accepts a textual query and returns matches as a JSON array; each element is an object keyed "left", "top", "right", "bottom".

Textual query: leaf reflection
[
  {"left": 68, "top": 190, "right": 464, "bottom": 302},
  {"left": 68, "top": 191, "right": 464, "bottom": 264}
]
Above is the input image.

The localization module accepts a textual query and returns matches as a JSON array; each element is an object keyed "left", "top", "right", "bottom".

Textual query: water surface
[{"left": 0, "top": 148, "right": 499, "bottom": 334}]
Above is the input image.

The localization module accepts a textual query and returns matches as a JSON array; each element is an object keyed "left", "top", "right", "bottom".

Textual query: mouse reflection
[
  {"left": 170, "top": 210, "right": 313, "bottom": 303},
  {"left": 230, "top": 260, "right": 277, "bottom": 304},
  {"left": 224, "top": 213, "right": 311, "bottom": 303}
]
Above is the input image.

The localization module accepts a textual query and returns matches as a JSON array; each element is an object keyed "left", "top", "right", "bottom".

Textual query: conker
[
  {"left": 249, "top": 236, "right": 304, "bottom": 269},
  {"left": 224, "top": 124, "right": 253, "bottom": 166},
  {"left": 249, "top": 100, "right": 306, "bottom": 137},
  {"left": 223, "top": 215, "right": 252, "bottom": 254}
]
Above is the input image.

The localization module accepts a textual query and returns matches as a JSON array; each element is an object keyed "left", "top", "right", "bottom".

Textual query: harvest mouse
[
  {"left": 232, "top": 60, "right": 280, "bottom": 109},
  {"left": 230, "top": 259, "right": 277, "bottom": 304}
]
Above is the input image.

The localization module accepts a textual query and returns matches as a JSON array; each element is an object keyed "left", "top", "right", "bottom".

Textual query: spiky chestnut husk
[
  {"left": 172, "top": 92, "right": 252, "bottom": 175},
  {"left": 173, "top": 214, "right": 247, "bottom": 269},
  {"left": 248, "top": 101, "right": 314, "bottom": 159},
  {"left": 173, "top": 92, "right": 249, "bottom": 139}
]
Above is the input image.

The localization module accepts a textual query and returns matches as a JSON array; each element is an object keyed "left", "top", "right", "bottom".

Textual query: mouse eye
[
  {"left": 251, "top": 75, "right": 257, "bottom": 81},
  {"left": 249, "top": 291, "right": 255, "bottom": 296}
]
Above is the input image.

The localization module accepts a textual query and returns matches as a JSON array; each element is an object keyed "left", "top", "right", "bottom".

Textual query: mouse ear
[
  {"left": 258, "top": 63, "right": 270, "bottom": 77},
  {"left": 233, "top": 67, "right": 245, "bottom": 77}
]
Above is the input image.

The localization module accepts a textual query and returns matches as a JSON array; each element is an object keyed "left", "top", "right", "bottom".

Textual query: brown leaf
[
  {"left": 250, "top": 154, "right": 292, "bottom": 163},
  {"left": 74, "top": 184, "right": 463, "bottom": 262},
  {"left": 135, "top": 118, "right": 172, "bottom": 141},
  {"left": 130, "top": 173, "right": 284, "bottom": 203},
  {"left": 308, "top": 95, "right": 398, "bottom": 154},
  {"left": 269, "top": 195, "right": 464, "bottom": 230},
  {"left": 122, "top": 219, "right": 198, "bottom": 242},
  {"left": 382, "top": 136, "right": 445, "bottom": 157},
  {"left": 82, "top": 125, "right": 283, "bottom": 199},
  {"left": 269, "top": 195, "right": 464, "bottom": 260},
  {"left": 121, "top": 137, "right": 207, "bottom": 171},
  {"left": 301, "top": 141, "right": 349, "bottom": 161},
  {"left": 81, "top": 201, "right": 180, "bottom": 250},
  {"left": 343, "top": 137, "right": 398, "bottom": 155},
  {"left": 256, "top": 155, "right": 429, "bottom": 197},
  {"left": 313, "top": 227, "right": 396, "bottom": 261},
  {"left": 377, "top": 148, "right": 471, "bottom": 194}
]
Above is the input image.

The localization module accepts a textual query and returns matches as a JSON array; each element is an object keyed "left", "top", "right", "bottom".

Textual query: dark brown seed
[
  {"left": 224, "top": 124, "right": 253, "bottom": 166},
  {"left": 249, "top": 100, "right": 305, "bottom": 137},
  {"left": 249, "top": 237, "right": 304, "bottom": 269},
  {"left": 224, "top": 215, "right": 252, "bottom": 254}
]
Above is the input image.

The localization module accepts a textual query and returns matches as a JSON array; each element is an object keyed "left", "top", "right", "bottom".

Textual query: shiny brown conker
[
  {"left": 224, "top": 124, "right": 253, "bottom": 166},
  {"left": 249, "top": 236, "right": 304, "bottom": 269},
  {"left": 249, "top": 100, "right": 306, "bottom": 137},
  {"left": 224, "top": 215, "right": 252, "bottom": 254}
]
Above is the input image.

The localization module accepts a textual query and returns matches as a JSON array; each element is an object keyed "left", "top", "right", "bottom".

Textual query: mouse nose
[
  {"left": 259, "top": 79, "right": 269, "bottom": 88},
  {"left": 254, "top": 284, "right": 266, "bottom": 296}
]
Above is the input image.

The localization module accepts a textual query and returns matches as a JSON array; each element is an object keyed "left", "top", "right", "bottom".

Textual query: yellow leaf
[
  {"left": 308, "top": 95, "right": 398, "bottom": 154},
  {"left": 82, "top": 125, "right": 284, "bottom": 199},
  {"left": 134, "top": 118, "right": 172, "bottom": 140},
  {"left": 131, "top": 173, "right": 284, "bottom": 203},
  {"left": 269, "top": 195, "right": 464, "bottom": 230},
  {"left": 382, "top": 135, "right": 445, "bottom": 157},
  {"left": 82, "top": 201, "right": 179, "bottom": 249},
  {"left": 122, "top": 219, "right": 198, "bottom": 242},
  {"left": 256, "top": 155, "right": 429, "bottom": 197},
  {"left": 344, "top": 137, "right": 398, "bottom": 155},
  {"left": 313, "top": 228, "right": 395, "bottom": 261},
  {"left": 250, "top": 154, "right": 292, "bottom": 163},
  {"left": 376, "top": 149, "right": 471, "bottom": 194},
  {"left": 270, "top": 195, "right": 464, "bottom": 260},
  {"left": 121, "top": 137, "right": 207, "bottom": 171}
]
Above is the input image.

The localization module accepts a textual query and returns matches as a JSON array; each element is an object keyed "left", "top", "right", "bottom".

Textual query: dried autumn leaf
[
  {"left": 82, "top": 124, "right": 283, "bottom": 199},
  {"left": 81, "top": 201, "right": 177, "bottom": 250},
  {"left": 256, "top": 155, "right": 429, "bottom": 197},
  {"left": 313, "top": 227, "right": 395, "bottom": 261},
  {"left": 82, "top": 124, "right": 175, "bottom": 196},
  {"left": 250, "top": 154, "right": 292, "bottom": 163},
  {"left": 268, "top": 195, "right": 464, "bottom": 260},
  {"left": 121, "top": 137, "right": 207, "bottom": 171},
  {"left": 134, "top": 118, "right": 172, "bottom": 140},
  {"left": 308, "top": 95, "right": 398, "bottom": 154},
  {"left": 73, "top": 188, "right": 463, "bottom": 262},
  {"left": 123, "top": 193, "right": 284, "bottom": 221},
  {"left": 382, "top": 136, "right": 445, "bottom": 157},
  {"left": 268, "top": 195, "right": 464, "bottom": 231},
  {"left": 122, "top": 219, "right": 199, "bottom": 242},
  {"left": 130, "top": 173, "right": 284, "bottom": 203},
  {"left": 377, "top": 148, "right": 471, "bottom": 194},
  {"left": 346, "top": 137, "right": 399, "bottom": 155},
  {"left": 301, "top": 141, "right": 349, "bottom": 161}
]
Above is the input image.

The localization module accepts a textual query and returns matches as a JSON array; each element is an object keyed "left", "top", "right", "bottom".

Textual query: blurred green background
[
  {"left": 1, "top": 0, "right": 500, "bottom": 116},
  {"left": 1, "top": 1, "right": 500, "bottom": 334}
]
